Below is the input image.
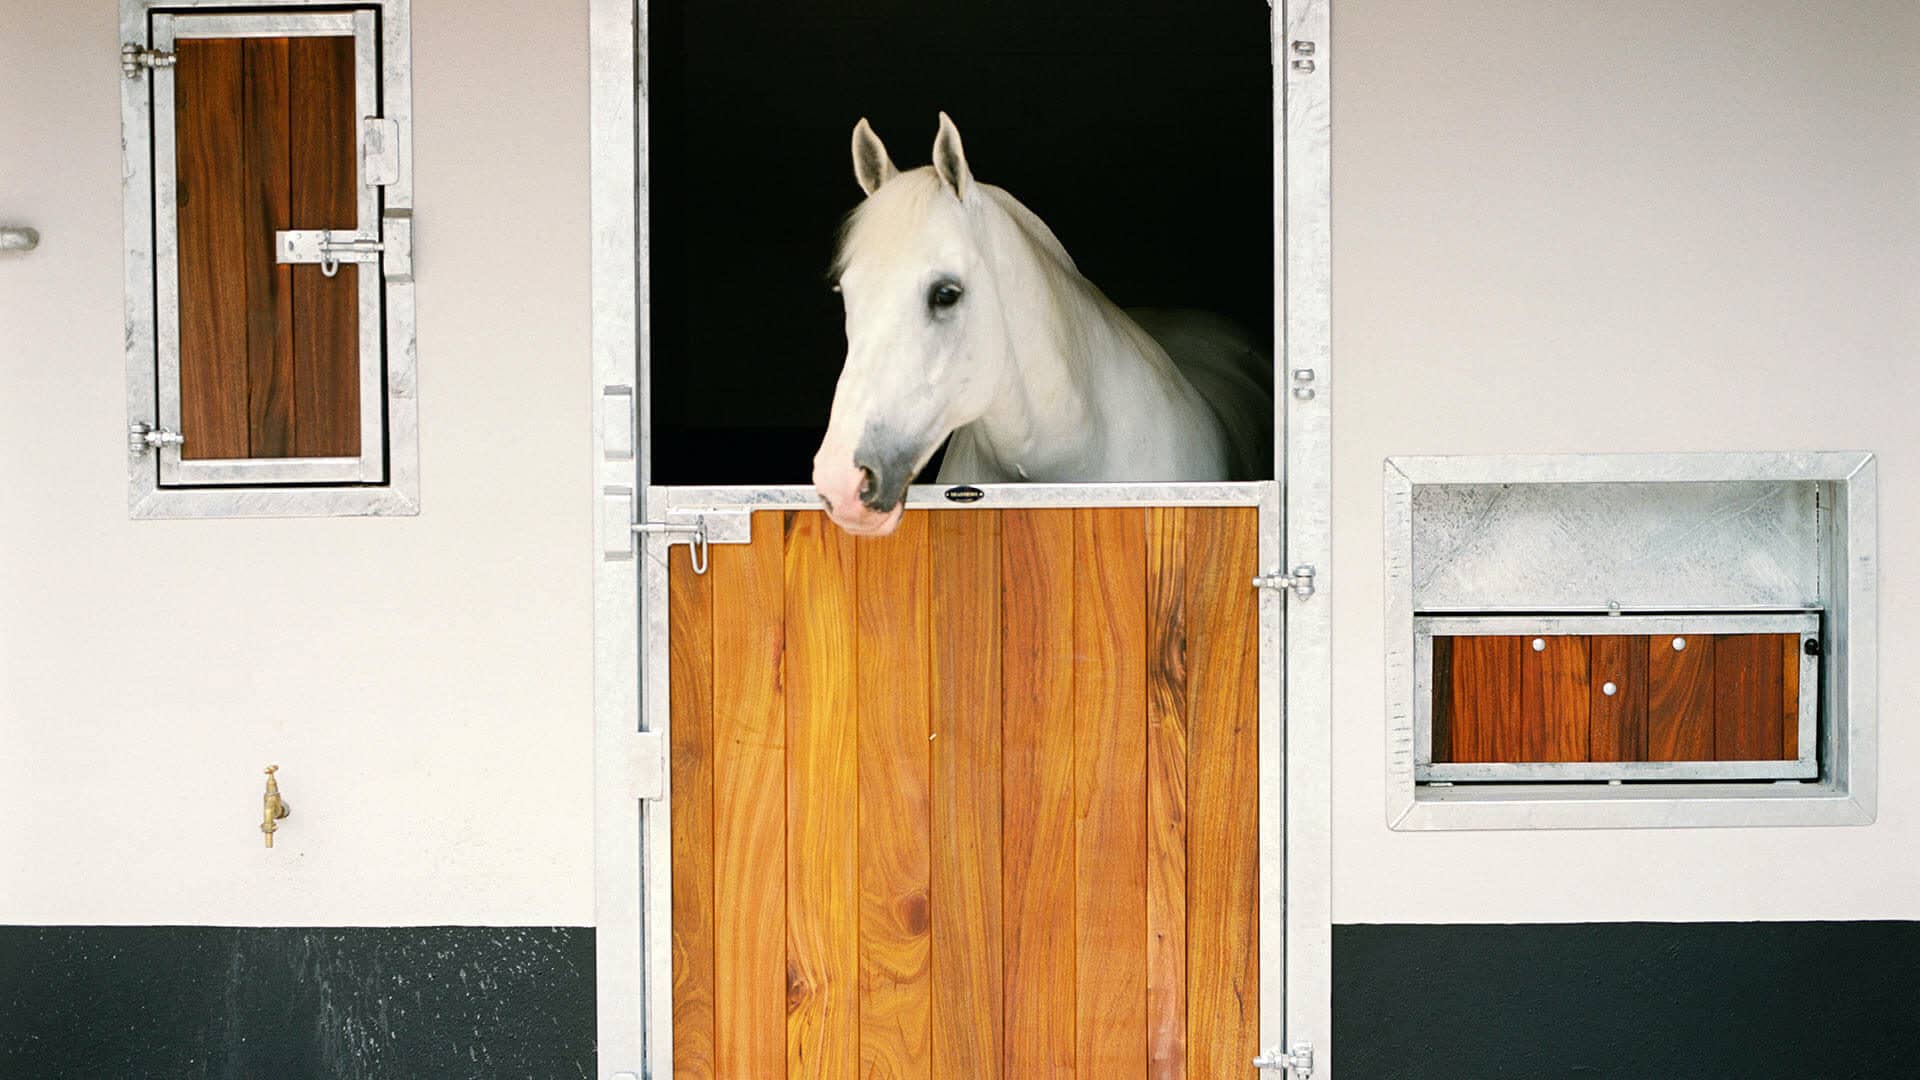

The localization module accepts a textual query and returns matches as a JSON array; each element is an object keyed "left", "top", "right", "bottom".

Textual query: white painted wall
[
  {"left": 1334, "top": 0, "right": 1920, "bottom": 921},
  {"left": 0, "top": 0, "right": 594, "bottom": 925},
  {"left": 5, "top": 0, "right": 1915, "bottom": 931}
]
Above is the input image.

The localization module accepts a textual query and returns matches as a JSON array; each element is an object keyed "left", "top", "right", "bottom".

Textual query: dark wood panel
[
  {"left": 1782, "top": 634, "right": 1802, "bottom": 761},
  {"left": 783, "top": 512, "right": 859, "bottom": 1077},
  {"left": 1714, "top": 634, "right": 1786, "bottom": 761},
  {"left": 709, "top": 512, "right": 787, "bottom": 1079},
  {"left": 289, "top": 34, "right": 361, "bottom": 459},
  {"left": 240, "top": 38, "right": 294, "bottom": 457},
  {"left": 174, "top": 39, "right": 250, "bottom": 461},
  {"left": 1522, "top": 636, "right": 1590, "bottom": 762},
  {"left": 856, "top": 514, "right": 933, "bottom": 1079},
  {"left": 1649, "top": 635, "right": 1716, "bottom": 761},
  {"left": 1185, "top": 508, "right": 1259, "bottom": 1080},
  {"left": 928, "top": 513, "right": 1003, "bottom": 1080},
  {"left": 999, "top": 510, "right": 1077, "bottom": 1076},
  {"left": 1072, "top": 508, "right": 1148, "bottom": 1079},
  {"left": 1144, "top": 508, "right": 1188, "bottom": 1079},
  {"left": 668, "top": 545, "right": 716, "bottom": 1079},
  {"left": 1446, "top": 637, "right": 1523, "bottom": 762},
  {"left": 1430, "top": 636, "right": 1454, "bottom": 765},
  {"left": 1588, "top": 636, "right": 1648, "bottom": 762}
]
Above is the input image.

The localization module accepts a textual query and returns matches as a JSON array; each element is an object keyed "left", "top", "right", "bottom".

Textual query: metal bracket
[
  {"left": 1254, "top": 1041, "right": 1314, "bottom": 1078},
  {"left": 129, "top": 421, "right": 184, "bottom": 455},
  {"left": 121, "top": 43, "right": 175, "bottom": 77},
  {"left": 363, "top": 118, "right": 401, "bottom": 186},
  {"left": 276, "top": 229, "right": 382, "bottom": 278},
  {"left": 628, "top": 731, "right": 667, "bottom": 802},
  {"left": 1254, "top": 564, "right": 1317, "bottom": 601}
]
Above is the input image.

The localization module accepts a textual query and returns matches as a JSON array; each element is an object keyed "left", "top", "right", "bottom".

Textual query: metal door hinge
[
  {"left": 121, "top": 44, "right": 175, "bottom": 77},
  {"left": 1254, "top": 564, "right": 1317, "bottom": 601},
  {"left": 130, "top": 422, "right": 184, "bottom": 455},
  {"left": 1254, "top": 1041, "right": 1314, "bottom": 1078},
  {"left": 628, "top": 731, "right": 667, "bottom": 802}
]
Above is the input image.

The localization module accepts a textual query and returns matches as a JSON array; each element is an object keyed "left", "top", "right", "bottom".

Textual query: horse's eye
[{"left": 928, "top": 281, "right": 964, "bottom": 310}]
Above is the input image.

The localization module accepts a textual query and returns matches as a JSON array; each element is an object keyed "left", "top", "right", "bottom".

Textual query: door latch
[
  {"left": 1254, "top": 564, "right": 1317, "bottom": 601},
  {"left": 1254, "top": 1041, "right": 1314, "bottom": 1077},
  {"left": 130, "top": 421, "right": 184, "bottom": 455}
]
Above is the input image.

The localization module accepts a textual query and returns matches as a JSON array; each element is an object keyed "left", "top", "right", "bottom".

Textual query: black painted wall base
[
  {"left": 1335, "top": 922, "right": 1920, "bottom": 1080},
  {"left": 0, "top": 926, "right": 594, "bottom": 1080},
  {"left": 6, "top": 922, "right": 1917, "bottom": 1078}
]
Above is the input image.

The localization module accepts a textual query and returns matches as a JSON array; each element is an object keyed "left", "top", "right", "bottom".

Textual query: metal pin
[
  {"left": 1532, "top": 638, "right": 1546, "bottom": 652},
  {"left": 1603, "top": 682, "right": 1618, "bottom": 697},
  {"left": 1672, "top": 637, "right": 1687, "bottom": 651}
]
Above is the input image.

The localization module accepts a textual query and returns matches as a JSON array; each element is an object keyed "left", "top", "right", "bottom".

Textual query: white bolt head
[
  {"left": 1532, "top": 637, "right": 1547, "bottom": 652},
  {"left": 1673, "top": 637, "right": 1687, "bottom": 651},
  {"left": 1603, "top": 681, "right": 1618, "bottom": 696}
]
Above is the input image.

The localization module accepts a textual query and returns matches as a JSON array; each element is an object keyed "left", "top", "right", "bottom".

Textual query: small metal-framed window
[
  {"left": 1385, "top": 452, "right": 1878, "bottom": 831},
  {"left": 120, "top": 0, "right": 417, "bottom": 518}
]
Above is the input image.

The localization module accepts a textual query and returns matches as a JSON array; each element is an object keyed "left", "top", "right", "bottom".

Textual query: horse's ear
[
  {"left": 851, "top": 118, "right": 898, "bottom": 196},
  {"left": 932, "top": 111, "right": 973, "bottom": 201}
]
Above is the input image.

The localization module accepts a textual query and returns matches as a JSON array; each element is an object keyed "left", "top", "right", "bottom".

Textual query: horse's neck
[{"left": 959, "top": 196, "right": 1193, "bottom": 480}]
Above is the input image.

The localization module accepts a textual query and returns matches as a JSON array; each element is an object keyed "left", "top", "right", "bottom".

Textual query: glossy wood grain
[
  {"left": 669, "top": 544, "right": 716, "bottom": 1079},
  {"left": 289, "top": 34, "right": 360, "bottom": 458},
  {"left": 175, "top": 39, "right": 249, "bottom": 460},
  {"left": 1522, "top": 636, "right": 1590, "bottom": 763},
  {"left": 1144, "top": 508, "right": 1188, "bottom": 1080},
  {"left": 1588, "top": 636, "right": 1648, "bottom": 762},
  {"left": 1649, "top": 635, "right": 1716, "bottom": 761}
]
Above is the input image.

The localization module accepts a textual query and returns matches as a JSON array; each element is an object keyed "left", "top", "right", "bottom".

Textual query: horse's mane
[{"left": 831, "top": 168, "right": 1080, "bottom": 285}]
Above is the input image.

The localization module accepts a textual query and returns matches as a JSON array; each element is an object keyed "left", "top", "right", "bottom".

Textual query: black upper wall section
[
  {"left": 0, "top": 926, "right": 593, "bottom": 1080},
  {"left": 1335, "top": 922, "right": 1920, "bottom": 1080},
  {"left": 648, "top": 0, "right": 1274, "bottom": 483}
]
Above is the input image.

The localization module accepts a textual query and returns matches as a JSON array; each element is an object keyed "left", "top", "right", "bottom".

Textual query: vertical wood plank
[
  {"left": 785, "top": 512, "right": 860, "bottom": 1079},
  {"left": 1144, "top": 508, "right": 1188, "bottom": 1080},
  {"left": 1429, "top": 636, "right": 1453, "bottom": 764},
  {"left": 858, "top": 514, "right": 933, "bottom": 1080},
  {"left": 669, "top": 544, "right": 717, "bottom": 1079},
  {"left": 1000, "top": 509, "right": 1077, "bottom": 1078},
  {"left": 1522, "top": 636, "right": 1591, "bottom": 762},
  {"left": 1715, "top": 634, "right": 1784, "bottom": 760},
  {"left": 710, "top": 512, "right": 787, "bottom": 1079},
  {"left": 1588, "top": 636, "right": 1648, "bottom": 762},
  {"left": 1782, "top": 634, "right": 1802, "bottom": 762},
  {"left": 1649, "top": 634, "right": 1715, "bottom": 761},
  {"left": 289, "top": 34, "right": 361, "bottom": 458},
  {"left": 1447, "top": 637, "right": 1523, "bottom": 762},
  {"left": 1072, "top": 508, "right": 1148, "bottom": 1080},
  {"left": 240, "top": 38, "right": 294, "bottom": 458},
  {"left": 174, "top": 39, "right": 250, "bottom": 460},
  {"left": 1185, "top": 508, "right": 1259, "bottom": 1080},
  {"left": 929, "top": 512, "right": 1003, "bottom": 1080}
]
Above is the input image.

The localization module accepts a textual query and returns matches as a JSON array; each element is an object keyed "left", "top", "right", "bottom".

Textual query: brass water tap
[{"left": 261, "top": 765, "right": 291, "bottom": 848}]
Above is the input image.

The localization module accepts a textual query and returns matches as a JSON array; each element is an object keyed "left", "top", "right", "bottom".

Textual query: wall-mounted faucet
[{"left": 261, "top": 766, "right": 291, "bottom": 848}]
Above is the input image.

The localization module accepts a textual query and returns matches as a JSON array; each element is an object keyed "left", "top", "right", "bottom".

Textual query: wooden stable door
[{"left": 667, "top": 507, "right": 1261, "bottom": 1079}]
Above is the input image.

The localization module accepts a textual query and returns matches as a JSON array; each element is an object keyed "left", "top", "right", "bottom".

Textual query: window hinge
[
  {"left": 121, "top": 43, "right": 175, "bottom": 77},
  {"left": 1254, "top": 1041, "right": 1314, "bottom": 1078},
  {"left": 130, "top": 422, "right": 184, "bottom": 455},
  {"left": 1254, "top": 564, "right": 1317, "bottom": 601}
]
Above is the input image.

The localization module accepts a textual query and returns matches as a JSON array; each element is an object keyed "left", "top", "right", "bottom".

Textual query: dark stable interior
[{"left": 648, "top": 0, "right": 1274, "bottom": 485}]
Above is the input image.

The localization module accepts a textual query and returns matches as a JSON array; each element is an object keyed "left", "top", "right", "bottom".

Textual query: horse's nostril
[{"left": 857, "top": 466, "right": 878, "bottom": 500}]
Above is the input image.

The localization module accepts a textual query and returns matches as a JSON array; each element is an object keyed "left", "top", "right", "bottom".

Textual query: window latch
[
  {"left": 1254, "top": 1042, "right": 1314, "bottom": 1077},
  {"left": 129, "top": 422, "right": 184, "bottom": 455},
  {"left": 276, "top": 229, "right": 383, "bottom": 278}
]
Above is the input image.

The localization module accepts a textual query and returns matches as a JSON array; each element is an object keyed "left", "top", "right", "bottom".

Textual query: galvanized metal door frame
[
  {"left": 589, "top": 0, "right": 1334, "bottom": 1074},
  {"left": 120, "top": 0, "right": 420, "bottom": 518}
]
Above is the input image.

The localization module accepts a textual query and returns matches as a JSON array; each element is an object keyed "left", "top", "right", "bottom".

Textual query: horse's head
[{"left": 813, "top": 113, "right": 1005, "bottom": 536}]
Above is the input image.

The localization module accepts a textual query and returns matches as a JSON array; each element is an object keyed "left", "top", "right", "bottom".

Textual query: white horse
[{"left": 813, "top": 113, "right": 1272, "bottom": 536}]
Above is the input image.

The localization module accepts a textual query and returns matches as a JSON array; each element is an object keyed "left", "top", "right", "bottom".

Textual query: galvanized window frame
[
  {"left": 1385, "top": 452, "right": 1878, "bottom": 832},
  {"left": 120, "top": 0, "right": 419, "bottom": 519},
  {"left": 590, "top": 0, "right": 1333, "bottom": 1076}
]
